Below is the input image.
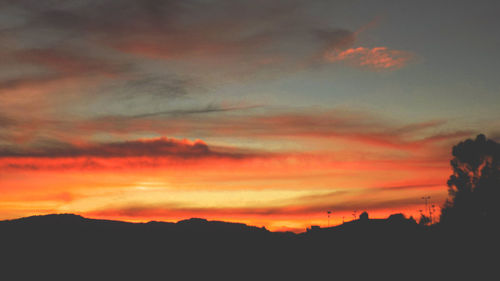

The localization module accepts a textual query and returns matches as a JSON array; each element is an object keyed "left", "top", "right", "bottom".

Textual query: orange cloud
[{"left": 325, "top": 46, "right": 413, "bottom": 70}]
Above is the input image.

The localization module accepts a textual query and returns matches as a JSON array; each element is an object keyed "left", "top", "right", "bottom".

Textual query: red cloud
[{"left": 325, "top": 46, "right": 413, "bottom": 70}]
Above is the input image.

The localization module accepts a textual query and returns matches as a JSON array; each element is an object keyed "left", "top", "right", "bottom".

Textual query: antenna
[
  {"left": 421, "top": 196, "right": 431, "bottom": 224},
  {"left": 431, "top": 204, "right": 436, "bottom": 224}
]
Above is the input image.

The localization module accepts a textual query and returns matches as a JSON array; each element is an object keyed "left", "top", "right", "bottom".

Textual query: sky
[{"left": 1, "top": 0, "right": 500, "bottom": 232}]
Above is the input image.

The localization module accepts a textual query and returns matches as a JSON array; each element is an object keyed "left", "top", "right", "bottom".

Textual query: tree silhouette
[
  {"left": 440, "top": 134, "right": 500, "bottom": 226},
  {"left": 359, "top": 211, "right": 369, "bottom": 221}
]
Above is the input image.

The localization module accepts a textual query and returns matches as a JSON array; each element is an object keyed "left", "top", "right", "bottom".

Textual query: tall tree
[{"left": 440, "top": 134, "right": 500, "bottom": 226}]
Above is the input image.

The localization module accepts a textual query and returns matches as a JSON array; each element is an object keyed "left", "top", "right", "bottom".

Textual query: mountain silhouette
[{"left": 1, "top": 213, "right": 495, "bottom": 280}]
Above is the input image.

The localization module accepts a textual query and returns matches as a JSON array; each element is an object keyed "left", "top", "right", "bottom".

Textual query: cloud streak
[
  {"left": 83, "top": 196, "right": 437, "bottom": 221},
  {"left": 76, "top": 109, "right": 473, "bottom": 152},
  {"left": 130, "top": 104, "right": 262, "bottom": 119},
  {"left": 324, "top": 47, "right": 414, "bottom": 70},
  {"left": 0, "top": 137, "right": 259, "bottom": 159}
]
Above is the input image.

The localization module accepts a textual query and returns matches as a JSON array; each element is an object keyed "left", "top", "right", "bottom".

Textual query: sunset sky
[{"left": 1, "top": 0, "right": 499, "bottom": 232}]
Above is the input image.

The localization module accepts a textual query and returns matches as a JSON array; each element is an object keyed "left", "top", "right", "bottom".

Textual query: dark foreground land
[{"left": 0, "top": 214, "right": 497, "bottom": 280}]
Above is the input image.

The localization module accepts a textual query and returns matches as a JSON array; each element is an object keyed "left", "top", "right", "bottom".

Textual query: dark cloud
[
  {"left": 0, "top": 136, "right": 261, "bottom": 159},
  {"left": 2, "top": 0, "right": 355, "bottom": 62},
  {"left": 130, "top": 104, "right": 261, "bottom": 119}
]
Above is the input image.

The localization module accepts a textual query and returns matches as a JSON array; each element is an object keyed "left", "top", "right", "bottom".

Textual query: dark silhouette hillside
[
  {"left": 0, "top": 214, "right": 294, "bottom": 280},
  {"left": 1, "top": 212, "right": 494, "bottom": 280}
]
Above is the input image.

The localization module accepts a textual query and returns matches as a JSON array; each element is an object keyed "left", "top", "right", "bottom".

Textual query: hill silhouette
[{"left": 1, "top": 213, "right": 495, "bottom": 280}]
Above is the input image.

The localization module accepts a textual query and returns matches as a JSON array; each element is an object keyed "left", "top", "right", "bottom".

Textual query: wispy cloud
[
  {"left": 324, "top": 47, "right": 414, "bottom": 70},
  {"left": 78, "top": 109, "right": 472, "bottom": 151},
  {"left": 0, "top": 105, "right": 473, "bottom": 163},
  {"left": 130, "top": 104, "right": 262, "bottom": 119}
]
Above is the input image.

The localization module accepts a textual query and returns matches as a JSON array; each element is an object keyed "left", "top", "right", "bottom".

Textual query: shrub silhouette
[
  {"left": 440, "top": 134, "right": 500, "bottom": 226},
  {"left": 418, "top": 214, "right": 431, "bottom": 226}
]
